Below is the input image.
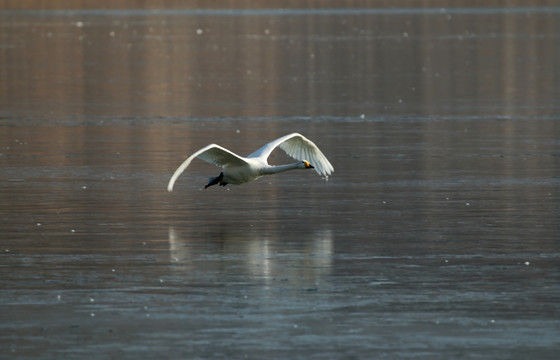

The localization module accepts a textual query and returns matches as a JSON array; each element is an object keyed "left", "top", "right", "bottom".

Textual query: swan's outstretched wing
[
  {"left": 167, "top": 144, "right": 247, "bottom": 192},
  {"left": 248, "top": 133, "right": 334, "bottom": 177}
]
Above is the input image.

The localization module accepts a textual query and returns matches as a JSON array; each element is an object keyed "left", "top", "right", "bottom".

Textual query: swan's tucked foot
[{"left": 205, "top": 172, "right": 224, "bottom": 189}]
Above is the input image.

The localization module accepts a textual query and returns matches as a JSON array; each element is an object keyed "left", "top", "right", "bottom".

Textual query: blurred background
[
  {"left": 2, "top": 0, "right": 559, "bottom": 119},
  {"left": 1, "top": 1, "right": 559, "bottom": 359}
]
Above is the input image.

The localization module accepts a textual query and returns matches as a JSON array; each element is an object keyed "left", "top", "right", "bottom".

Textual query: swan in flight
[{"left": 167, "top": 133, "right": 333, "bottom": 191}]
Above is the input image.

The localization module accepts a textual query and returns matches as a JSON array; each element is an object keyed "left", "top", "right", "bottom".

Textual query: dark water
[{"left": 1, "top": 3, "right": 559, "bottom": 359}]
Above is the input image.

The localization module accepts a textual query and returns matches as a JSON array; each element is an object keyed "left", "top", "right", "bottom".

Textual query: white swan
[{"left": 167, "top": 133, "right": 333, "bottom": 191}]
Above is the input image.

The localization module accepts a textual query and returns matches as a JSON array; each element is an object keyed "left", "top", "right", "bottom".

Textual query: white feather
[{"left": 168, "top": 133, "right": 333, "bottom": 191}]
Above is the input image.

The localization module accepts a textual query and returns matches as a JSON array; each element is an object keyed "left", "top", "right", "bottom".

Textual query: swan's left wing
[
  {"left": 167, "top": 144, "right": 247, "bottom": 192},
  {"left": 249, "top": 133, "right": 334, "bottom": 177}
]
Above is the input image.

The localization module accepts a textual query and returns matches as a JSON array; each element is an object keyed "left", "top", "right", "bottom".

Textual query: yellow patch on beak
[{"left": 304, "top": 161, "right": 314, "bottom": 169}]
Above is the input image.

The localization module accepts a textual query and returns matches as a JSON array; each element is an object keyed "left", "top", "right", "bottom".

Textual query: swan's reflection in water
[{"left": 168, "top": 224, "right": 333, "bottom": 289}]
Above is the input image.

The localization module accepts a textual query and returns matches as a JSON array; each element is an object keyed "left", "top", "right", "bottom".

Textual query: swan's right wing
[
  {"left": 277, "top": 134, "right": 334, "bottom": 177},
  {"left": 249, "top": 133, "right": 334, "bottom": 177},
  {"left": 167, "top": 144, "right": 247, "bottom": 192}
]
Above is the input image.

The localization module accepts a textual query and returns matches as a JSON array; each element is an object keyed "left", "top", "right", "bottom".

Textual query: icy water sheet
[
  {"left": 2, "top": 118, "right": 559, "bottom": 359},
  {"left": 1, "top": 3, "right": 560, "bottom": 360}
]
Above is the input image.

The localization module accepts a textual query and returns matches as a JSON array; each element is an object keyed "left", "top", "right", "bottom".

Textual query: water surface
[{"left": 1, "top": 3, "right": 559, "bottom": 359}]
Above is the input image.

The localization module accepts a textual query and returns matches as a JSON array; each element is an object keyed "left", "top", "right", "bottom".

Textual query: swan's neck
[{"left": 261, "top": 162, "right": 299, "bottom": 175}]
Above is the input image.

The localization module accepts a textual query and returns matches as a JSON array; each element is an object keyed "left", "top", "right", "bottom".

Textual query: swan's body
[{"left": 167, "top": 133, "right": 333, "bottom": 191}]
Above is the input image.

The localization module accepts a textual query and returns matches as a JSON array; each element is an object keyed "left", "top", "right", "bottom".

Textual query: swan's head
[{"left": 299, "top": 160, "right": 315, "bottom": 169}]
